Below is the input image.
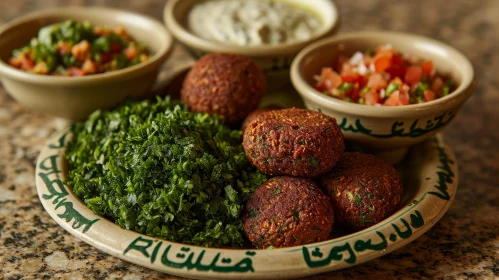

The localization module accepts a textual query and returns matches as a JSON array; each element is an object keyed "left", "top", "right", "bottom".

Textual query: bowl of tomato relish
[
  {"left": 0, "top": 7, "right": 172, "bottom": 120},
  {"left": 291, "top": 31, "right": 475, "bottom": 161}
]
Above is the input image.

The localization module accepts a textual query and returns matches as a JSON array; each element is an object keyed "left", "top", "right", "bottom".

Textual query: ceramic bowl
[
  {"left": 291, "top": 31, "right": 475, "bottom": 162},
  {"left": 0, "top": 7, "right": 173, "bottom": 120},
  {"left": 163, "top": 0, "right": 339, "bottom": 89}
]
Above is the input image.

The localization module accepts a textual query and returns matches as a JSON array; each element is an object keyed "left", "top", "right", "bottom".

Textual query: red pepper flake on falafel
[
  {"left": 319, "top": 152, "right": 403, "bottom": 231},
  {"left": 181, "top": 53, "right": 267, "bottom": 126},
  {"left": 243, "top": 176, "right": 334, "bottom": 249},
  {"left": 242, "top": 108, "right": 344, "bottom": 177}
]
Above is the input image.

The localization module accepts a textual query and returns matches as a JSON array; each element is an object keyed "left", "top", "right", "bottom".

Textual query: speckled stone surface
[{"left": 0, "top": 0, "right": 498, "bottom": 279}]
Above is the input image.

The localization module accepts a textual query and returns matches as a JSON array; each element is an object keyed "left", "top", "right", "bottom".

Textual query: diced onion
[
  {"left": 349, "top": 51, "right": 364, "bottom": 66},
  {"left": 380, "top": 89, "right": 386, "bottom": 99},
  {"left": 358, "top": 63, "right": 368, "bottom": 75}
]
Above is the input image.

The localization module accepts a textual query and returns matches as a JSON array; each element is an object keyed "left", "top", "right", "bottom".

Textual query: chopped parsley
[
  {"left": 272, "top": 188, "right": 282, "bottom": 198},
  {"left": 307, "top": 156, "right": 320, "bottom": 168},
  {"left": 338, "top": 82, "right": 354, "bottom": 93},
  {"left": 66, "top": 97, "right": 267, "bottom": 248},
  {"left": 248, "top": 209, "right": 258, "bottom": 218},
  {"left": 354, "top": 194, "right": 364, "bottom": 206},
  {"left": 385, "top": 82, "right": 399, "bottom": 97},
  {"left": 358, "top": 213, "right": 373, "bottom": 227}
]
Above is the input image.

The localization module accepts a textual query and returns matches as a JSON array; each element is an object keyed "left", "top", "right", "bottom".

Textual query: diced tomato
[
  {"left": 82, "top": 59, "right": 97, "bottom": 74},
  {"left": 431, "top": 77, "right": 444, "bottom": 93},
  {"left": 423, "top": 90, "right": 435, "bottom": 102},
  {"left": 367, "top": 73, "right": 388, "bottom": 90},
  {"left": 383, "top": 91, "right": 400, "bottom": 106},
  {"left": 404, "top": 66, "right": 422, "bottom": 85},
  {"left": 348, "top": 87, "right": 361, "bottom": 102},
  {"left": 57, "top": 41, "right": 71, "bottom": 55},
  {"left": 391, "top": 54, "right": 404, "bottom": 66},
  {"left": 315, "top": 84, "right": 326, "bottom": 92},
  {"left": 341, "top": 73, "right": 360, "bottom": 83},
  {"left": 364, "top": 89, "right": 380, "bottom": 105},
  {"left": 33, "top": 62, "right": 49, "bottom": 74},
  {"left": 100, "top": 52, "right": 112, "bottom": 63},
  {"left": 124, "top": 45, "right": 137, "bottom": 60},
  {"left": 399, "top": 89, "right": 410, "bottom": 105},
  {"left": 358, "top": 75, "right": 369, "bottom": 89},
  {"left": 373, "top": 51, "right": 393, "bottom": 73},
  {"left": 9, "top": 56, "right": 23, "bottom": 68},
  {"left": 421, "top": 60, "right": 433, "bottom": 76},
  {"left": 390, "top": 77, "right": 403, "bottom": 86},
  {"left": 67, "top": 67, "right": 85, "bottom": 76},
  {"left": 114, "top": 26, "right": 129, "bottom": 40},
  {"left": 386, "top": 64, "right": 405, "bottom": 78},
  {"left": 110, "top": 42, "right": 123, "bottom": 52},
  {"left": 316, "top": 67, "right": 342, "bottom": 90},
  {"left": 363, "top": 55, "right": 373, "bottom": 66},
  {"left": 20, "top": 57, "right": 35, "bottom": 71},
  {"left": 384, "top": 55, "right": 405, "bottom": 78},
  {"left": 71, "top": 40, "right": 90, "bottom": 61}
]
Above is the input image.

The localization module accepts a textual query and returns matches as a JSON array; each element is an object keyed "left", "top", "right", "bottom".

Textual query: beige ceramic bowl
[
  {"left": 291, "top": 31, "right": 475, "bottom": 162},
  {"left": 164, "top": 0, "right": 339, "bottom": 88},
  {"left": 0, "top": 7, "right": 173, "bottom": 120}
]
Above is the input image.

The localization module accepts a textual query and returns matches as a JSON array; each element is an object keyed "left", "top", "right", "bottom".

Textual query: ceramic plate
[{"left": 36, "top": 125, "right": 457, "bottom": 279}]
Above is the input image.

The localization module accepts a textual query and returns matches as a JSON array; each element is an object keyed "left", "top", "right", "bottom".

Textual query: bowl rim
[
  {"left": 163, "top": 0, "right": 339, "bottom": 57},
  {"left": 0, "top": 7, "right": 173, "bottom": 85},
  {"left": 290, "top": 31, "right": 476, "bottom": 118}
]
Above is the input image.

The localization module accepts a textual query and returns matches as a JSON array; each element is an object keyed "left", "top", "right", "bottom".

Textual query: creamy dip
[{"left": 188, "top": 0, "right": 322, "bottom": 46}]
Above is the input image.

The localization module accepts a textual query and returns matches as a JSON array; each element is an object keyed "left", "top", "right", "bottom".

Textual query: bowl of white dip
[{"left": 164, "top": 0, "right": 339, "bottom": 89}]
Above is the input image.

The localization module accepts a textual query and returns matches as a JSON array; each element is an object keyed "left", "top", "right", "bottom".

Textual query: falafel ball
[
  {"left": 181, "top": 53, "right": 267, "bottom": 126},
  {"left": 243, "top": 176, "right": 334, "bottom": 249},
  {"left": 241, "top": 104, "right": 283, "bottom": 132},
  {"left": 319, "top": 152, "right": 403, "bottom": 231},
  {"left": 243, "top": 108, "right": 344, "bottom": 177}
]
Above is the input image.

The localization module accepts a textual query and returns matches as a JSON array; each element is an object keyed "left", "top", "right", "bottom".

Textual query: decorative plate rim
[{"left": 35, "top": 127, "right": 458, "bottom": 279}]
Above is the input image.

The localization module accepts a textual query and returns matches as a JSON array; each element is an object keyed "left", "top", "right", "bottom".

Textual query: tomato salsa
[
  {"left": 9, "top": 20, "right": 149, "bottom": 76},
  {"left": 314, "top": 45, "right": 456, "bottom": 106}
]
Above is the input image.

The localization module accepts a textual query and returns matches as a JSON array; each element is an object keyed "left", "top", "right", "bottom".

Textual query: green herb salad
[
  {"left": 9, "top": 20, "right": 149, "bottom": 76},
  {"left": 66, "top": 97, "right": 267, "bottom": 248}
]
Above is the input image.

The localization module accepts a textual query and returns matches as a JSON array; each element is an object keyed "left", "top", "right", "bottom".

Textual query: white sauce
[{"left": 188, "top": 0, "right": 322, "bottom": 46}]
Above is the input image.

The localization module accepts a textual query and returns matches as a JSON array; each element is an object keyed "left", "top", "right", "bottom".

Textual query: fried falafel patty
[
  {"left": 181, "top": 53, "right": 266, "bottom": 126},
  {"left": 243, "top": 176, "right": 334, "bottom": 248},
  {"left": 241, "top": 104, "right": 283, "bottom": 132},
  {"left": 319, "top": 152, "right": 404, "bottom": 231},
  {"left": 243, "top": 108, "right": 344, "bottom": 177}
]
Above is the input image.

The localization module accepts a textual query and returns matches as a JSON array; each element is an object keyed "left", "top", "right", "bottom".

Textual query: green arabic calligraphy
[
  {"left": 39, "top": 132, "right": 99, "bottom": 233},
  {"left": 302, "top": 210, "right": 424, "bottom": 268},
  {"left": 427, "top": 141, "right": 454, "bottom": 200},
  {"left": 124, "top": 236, "right": 256, "bottom": 273},
  {"left": 339, "top": 111, "right": 455, "bottom": 138}
]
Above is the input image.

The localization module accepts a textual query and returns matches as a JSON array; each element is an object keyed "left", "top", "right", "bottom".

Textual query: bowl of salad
[
  {"left": 0, "top": 7, "right": 173, "bottom": 120},
  {"left": 290, "top": 31, "right": 475, "bottom": 162}
]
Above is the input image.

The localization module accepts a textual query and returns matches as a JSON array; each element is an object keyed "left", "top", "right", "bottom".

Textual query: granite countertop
[{"left": 1, "top": 0, "right": 498, "bottom": 279}]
